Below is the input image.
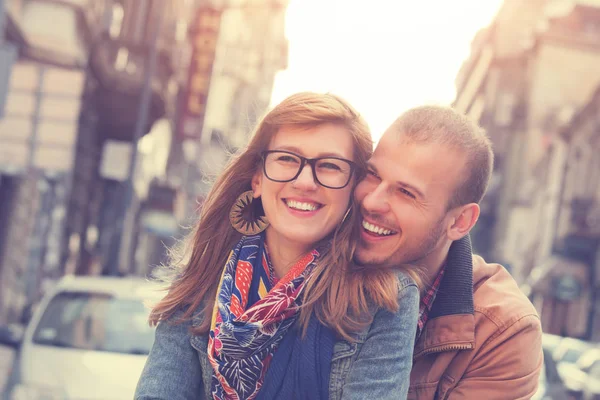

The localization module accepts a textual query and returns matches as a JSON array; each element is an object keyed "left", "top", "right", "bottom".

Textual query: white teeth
[
  {"left": 362, "top": 220, "right": 394, "bottom": 236},
  {"left": 286, "top": 200, "right": 318, "bottom": 211}
]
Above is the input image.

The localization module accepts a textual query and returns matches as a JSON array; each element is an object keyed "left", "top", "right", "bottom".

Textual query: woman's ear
[{"left": 251, "top": 170, "right": 262, "bottom": 198}]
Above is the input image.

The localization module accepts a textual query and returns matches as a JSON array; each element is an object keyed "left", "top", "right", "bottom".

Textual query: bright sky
[{"left": 271, "top": 0, "right": 503, "bottom": 141}]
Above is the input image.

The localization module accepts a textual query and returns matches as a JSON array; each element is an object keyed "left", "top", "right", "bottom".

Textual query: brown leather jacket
[{"left": 408, "top": 236, "right": 543, "bottom": 400}]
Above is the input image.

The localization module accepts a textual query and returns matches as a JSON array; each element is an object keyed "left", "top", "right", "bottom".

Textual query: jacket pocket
[
  {"left": 331, "top": 340, "right": 358, "bottom": 362},
  {"left": 331, "top": 330, "right": 367, "bottom": 362},
  {"left": 329, "top": 335, "right": 368, "bottom": 399},
  {"left": 435, "top": 374, "right": 456, "bottom": 400}
]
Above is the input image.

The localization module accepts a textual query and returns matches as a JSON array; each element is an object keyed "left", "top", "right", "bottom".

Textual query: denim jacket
[{"left": 135, "top": 271, "right": 419, "bottom": 400}]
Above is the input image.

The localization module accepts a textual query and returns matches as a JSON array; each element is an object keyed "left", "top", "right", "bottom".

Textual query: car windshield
[{"left": 32, "top": 291, "right": 155, "bottom": 355}]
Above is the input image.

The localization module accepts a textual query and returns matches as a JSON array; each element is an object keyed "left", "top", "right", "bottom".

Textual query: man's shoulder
[{"left": 471, "top": 255, "right": 540, "bottom": 333}]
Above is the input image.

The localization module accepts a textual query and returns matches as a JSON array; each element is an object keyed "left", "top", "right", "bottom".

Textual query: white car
[{"left": 1, "top": 275, "right": 164, "bottom": 400}]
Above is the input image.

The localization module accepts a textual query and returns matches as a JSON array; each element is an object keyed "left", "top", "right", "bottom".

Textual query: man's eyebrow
[
  {"left": 396, "top": 181, "right": 425, "bottom": 198},
  {"left": 366, "top": 162, "right": 378, "bottom": 172},
  {"left": 366, "top": 161, "right": 425, "bottom": 197}
]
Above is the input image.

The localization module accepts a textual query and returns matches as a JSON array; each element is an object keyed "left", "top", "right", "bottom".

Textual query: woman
[{"left": 135, "top": 92, "right": 419, "bottom": 400}]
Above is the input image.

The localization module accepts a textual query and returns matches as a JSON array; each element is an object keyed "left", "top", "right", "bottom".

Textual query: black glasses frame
[{"left": 261, "top": 150, "right": 357, "bottom": 189}]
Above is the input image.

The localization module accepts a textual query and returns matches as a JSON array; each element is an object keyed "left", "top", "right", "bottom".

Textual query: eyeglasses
[{"left": 261, "top": 150, "right": 357, "bottom": 189}]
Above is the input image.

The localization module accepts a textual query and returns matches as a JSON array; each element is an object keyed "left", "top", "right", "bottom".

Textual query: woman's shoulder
[
  {"left": 392, "top": 269, "right": 418, "bottom": 291},
  {"left": 165, "top": 302, "right": 208, "bottom": 328},
  {"left": 359, "top": 270, "right": 419, "bottom": 326},
  {"left": 366, "top": 271, "right": 419, "bottom": 327}
]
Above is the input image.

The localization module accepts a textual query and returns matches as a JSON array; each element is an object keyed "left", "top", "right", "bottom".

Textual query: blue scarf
[
  {"left": 256, "top": 313, "right": 335, "bottom": 400},
  {"left": 208, "top": 233, "right": 334, "bottom": 400}
]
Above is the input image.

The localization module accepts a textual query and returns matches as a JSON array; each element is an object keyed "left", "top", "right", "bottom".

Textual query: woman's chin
[{"left": 268, "top": 228, "right": 333, "bottom": 249}]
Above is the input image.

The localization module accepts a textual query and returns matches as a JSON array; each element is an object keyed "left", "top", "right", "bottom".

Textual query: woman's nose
[{"left": 292, "top": 164, "right": 318, "bottom": 191}]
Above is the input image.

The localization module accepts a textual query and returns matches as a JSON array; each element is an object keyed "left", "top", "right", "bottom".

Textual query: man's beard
[{"left": 356, "top": 217, "right": 446, "bottom": 269}]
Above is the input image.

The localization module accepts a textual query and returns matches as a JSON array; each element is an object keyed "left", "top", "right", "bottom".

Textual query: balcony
[
  {"left": 89, "top": 34, "right": 173, "bottom": 141},
  {"left": 4, "top": 0, "right": 92, "bottom": 67},
  {"left": 87, "top": 0, "right": 186, "bottom": 142}
]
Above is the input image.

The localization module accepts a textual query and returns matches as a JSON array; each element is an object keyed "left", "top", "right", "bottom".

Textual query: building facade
[
  {"left": 526, "top": 85, "right": 600, "bottom": 341},
  {"left": 99, "top": 0, "right": 290, "bottom": 277},
  {"left": 167, "top": 0, "right": 289, "bottom": 240},
  {"left": 0, "top": 0, "right": 290, "bottom": 323},
  {"left": 0, "top": 0, "right": 189, "bottom": 324},
  {"left": 454, "top": 0, "right": 600, "bottom": 339},
  {"left": 0, "top": 0, "right": 107, "bottom": 324}
]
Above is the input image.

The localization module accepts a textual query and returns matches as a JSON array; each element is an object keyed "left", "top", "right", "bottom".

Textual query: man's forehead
[
  {"left": 371, "top": 135, "right": 465, "bottom": 190},
  {"left": 374, "top": 131, "right": 461, "bottom": 163}
]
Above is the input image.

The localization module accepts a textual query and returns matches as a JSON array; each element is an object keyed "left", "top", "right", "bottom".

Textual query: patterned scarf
[{"left": 208, "top": 233, "right": 319, "bottom": 400}]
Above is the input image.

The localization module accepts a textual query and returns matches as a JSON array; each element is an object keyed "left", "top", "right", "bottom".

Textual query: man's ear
[
  {"left": 447, "top": 203, "right": 480, "bottom": 241},
  {"left": 251, "top": 169, "right": 262, "bottom": 198}
]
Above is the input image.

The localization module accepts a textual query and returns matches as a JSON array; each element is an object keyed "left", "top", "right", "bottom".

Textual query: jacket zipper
[{"left": 414, "top": 343, "right": 473, "bottom": 360}]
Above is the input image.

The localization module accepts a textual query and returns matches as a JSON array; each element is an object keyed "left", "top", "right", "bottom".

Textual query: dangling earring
[{"left": 230, "top": 190, "right": 269, "bottom": 235}]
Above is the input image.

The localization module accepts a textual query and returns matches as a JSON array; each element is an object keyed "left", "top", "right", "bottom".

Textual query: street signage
[{"left": 176, "top": 7, "right": 222, "bottom": 141}]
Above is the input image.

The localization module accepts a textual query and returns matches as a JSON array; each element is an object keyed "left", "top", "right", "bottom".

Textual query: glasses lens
[
  {"left": 314, "top": 158, "right": 353, "bottom": 188},
  {"left": 264, "top": 152, "right": 302, "bottom": 181}
]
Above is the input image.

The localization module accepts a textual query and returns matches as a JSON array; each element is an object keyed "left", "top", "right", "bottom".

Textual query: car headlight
[{"left": 10, "top": 384, "right": 67, "bottom": 400}]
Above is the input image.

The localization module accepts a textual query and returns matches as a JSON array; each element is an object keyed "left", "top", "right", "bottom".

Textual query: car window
[{"left": 32, "top": 291, "right": 155, "bottom": 354}]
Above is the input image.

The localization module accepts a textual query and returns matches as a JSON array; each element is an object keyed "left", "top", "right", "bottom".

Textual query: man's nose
[
  {"left": 361, "top": 183, "right": 391, "bottom": 214},
  {"left": 292, "top": 164, "right": 318, "bottom": 191}
]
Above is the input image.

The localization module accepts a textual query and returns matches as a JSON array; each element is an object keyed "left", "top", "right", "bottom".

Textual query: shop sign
[{"left": 176, "top": 7, "right": 222, "bottom": 140}]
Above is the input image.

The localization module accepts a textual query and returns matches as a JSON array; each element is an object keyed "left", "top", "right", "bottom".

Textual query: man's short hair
[{"left": 389, "top": 105, "right": 494, "bottom": 209}]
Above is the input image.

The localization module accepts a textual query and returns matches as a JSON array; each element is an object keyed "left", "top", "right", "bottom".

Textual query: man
[{"left": 355, "top": 105, "right": 543, "bottom": 399}]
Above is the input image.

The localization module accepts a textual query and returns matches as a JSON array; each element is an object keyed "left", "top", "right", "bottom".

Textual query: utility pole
[
  {"left": 0, "top": 0, "right": 5, "bottom": 119},
  {"left": 107, "top": 3, "right": 164, "bottom": 276},
  {"left": 0, "top": 0, "right": 18, "bottom": 119},
  {"left": 23, "top": 66, "right": 45, "bottom": 304}
]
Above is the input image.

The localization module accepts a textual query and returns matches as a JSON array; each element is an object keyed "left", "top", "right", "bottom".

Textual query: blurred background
[{"left": 0, "top": 0, "right": 599, "bottom": 399}]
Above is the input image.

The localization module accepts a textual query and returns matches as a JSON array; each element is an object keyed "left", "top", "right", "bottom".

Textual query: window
[
  {"left": 20, "top": 1, "right": 85, "bottom": 60},
  {"left": 109, "top": 3, "right": 124, "bottom": 38}
]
